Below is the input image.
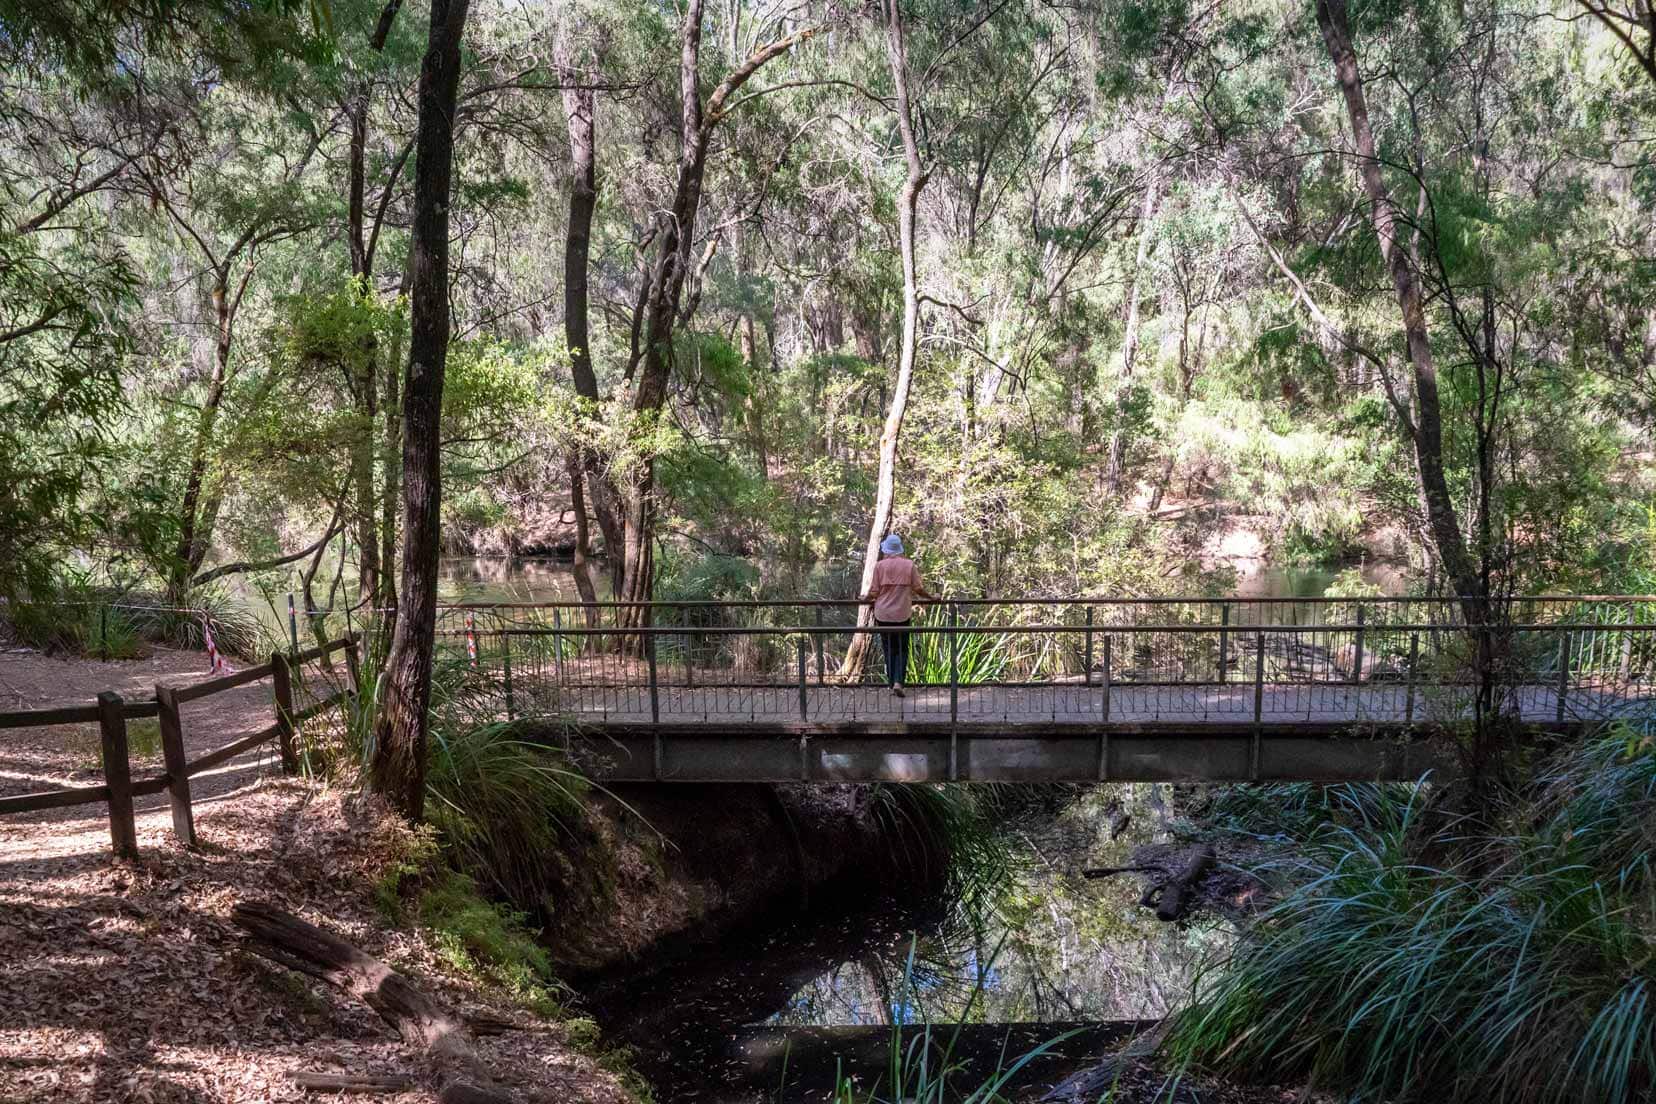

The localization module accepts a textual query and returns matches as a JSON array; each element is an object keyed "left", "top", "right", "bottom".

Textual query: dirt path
[{"left": 0, "top": 646, "right": 335, "bottom": 862}]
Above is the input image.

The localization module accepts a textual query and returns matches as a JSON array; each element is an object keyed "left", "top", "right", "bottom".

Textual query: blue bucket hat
[{"left": 880, "top": 534, "right": 904, "bottom": 556}]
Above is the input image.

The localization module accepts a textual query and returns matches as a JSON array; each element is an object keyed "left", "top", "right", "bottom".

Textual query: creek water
[{"left": 584, "top": 786, "right": 1235, "bottom": 1103}]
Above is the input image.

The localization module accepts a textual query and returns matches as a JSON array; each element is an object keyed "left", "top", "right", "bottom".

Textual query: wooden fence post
[
  {"left": 97, "top": 692, "right": 138, "bottom": 859},
  {"left": 154, "top": 685, "right": 195, "bottom": 847},
  {"left": 271, "top": 652, "right": 298, "bottom": 774}
]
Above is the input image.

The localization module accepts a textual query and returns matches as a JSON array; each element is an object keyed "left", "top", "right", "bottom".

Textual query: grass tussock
[
  {"left": 3, "top": 580, "right": 274, "bottom": 659},
  {"left": 864, "top": 784, "right": 1018, "bottom": 934},
  {"left": 1166, "top": 727, "right": 1656, "bottom": 1104}
]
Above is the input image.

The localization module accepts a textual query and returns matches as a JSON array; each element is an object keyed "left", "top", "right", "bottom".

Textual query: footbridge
[{"left": 422, "top": 597, "right": 1655, "bottom": 784}]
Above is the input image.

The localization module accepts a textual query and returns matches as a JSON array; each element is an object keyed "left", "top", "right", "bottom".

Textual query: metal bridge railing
[{"left": 432, "top": 615, "right": 1656, "bottom": 730}]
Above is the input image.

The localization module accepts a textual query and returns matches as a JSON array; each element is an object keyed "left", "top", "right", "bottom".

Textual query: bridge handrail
[
  {"left": 420, "top": 594, "right": 1656, "bottom": 610},
  {"left": 459, "top": 620, "right": 1656, "bottom": 636}
]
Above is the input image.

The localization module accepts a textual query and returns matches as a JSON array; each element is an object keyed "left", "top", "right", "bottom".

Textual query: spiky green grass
[{"left": 1166, "top": 728, "right": 1656, "bottom": 1103}]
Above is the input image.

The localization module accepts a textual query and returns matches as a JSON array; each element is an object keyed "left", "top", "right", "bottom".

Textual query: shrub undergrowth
[{"left": 1167, "top": 728, "right": 1656, "bottom": 1103}]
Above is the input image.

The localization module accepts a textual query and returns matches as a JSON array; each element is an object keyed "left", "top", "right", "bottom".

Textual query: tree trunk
[
  {"left": 566, "top": 451, "right": 600, "bottom": 625},
  {"left": 557, "top": 29, "right": 624, "bottom": 590},
  {"left": 1105, "top": 176, "right": 1161, "bottom": 496},
  {"left": 371, "top": 0, "right": 469, "bottom": 823},
  {"left": 614, "top": 1, "right": 820, "bottom": 632},
  {"left": 168, "top": 276, "right": 235, "bottom": 604},
  {"left": 837, "top": 0, "right": 928, "bottom": 681},
  {"left": 380, "top": 315, "right": 403, "bottom": 631},
  {"left": 1316, "top": 0, "right": 1480, "bottom": 618}
]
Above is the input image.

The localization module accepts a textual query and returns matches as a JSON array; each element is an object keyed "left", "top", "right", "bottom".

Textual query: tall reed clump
[
  {"left": 326, "top": 635, "right": 590, "bottom": 912},
  {"left": 824, "top": 940, "right": 1076, "bottom": 1104},
  {"left": 864, "top": 784, "right": 1018, "bottom": 933},
  {"left": 1165, "top": 727, "right": 1656, "bottom": 1103}
]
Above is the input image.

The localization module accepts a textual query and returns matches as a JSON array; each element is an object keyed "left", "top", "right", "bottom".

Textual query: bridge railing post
[
  {"left": 1556, "top": 630, "right": 1571, "bottom": 724},
  {"left": 1404, "top": 632, "right": 1419, "bottom": 724},
  {"left": 1102, "top": 633, "right": 1112, "bottom": 722},
  {"left": 501, "top": 633, "right": 514, "bottom": 720},
  {"left": 1253, "top": 630, "right": 1266, "bottom": 725},
  {"left": 814, "top": 606, "right": 825, "bottom": 686},
  {"left": 647, "top": 632, "right": 659, "bottom": 724},
  {"left": 949, "top": 609, "right": 959, "bottom": 726},
  {"left": 1218, "top": 602, "right": 1230, "bottom": 683},
  {"left": 1084, "top": 606, "right": 1094, "bottom": 687},
  {"left": 1352, "top": 602, "right": 1366, "bottom": 689},
  {"left": 552, "top": 607, "right": 567, "bottom": 690},
  {"left": 797, "top": 636, "right": 809, "bottom": 722}
]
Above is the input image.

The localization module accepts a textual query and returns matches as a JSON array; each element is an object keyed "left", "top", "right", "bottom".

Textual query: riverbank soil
[
  {"left": 542, "top": 781, "right": 938, "bottom": 978},
  {"left": 0, "top": 648, "right": 637, "bottom": 1103}
]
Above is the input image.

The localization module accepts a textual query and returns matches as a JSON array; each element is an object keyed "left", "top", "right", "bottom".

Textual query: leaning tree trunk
[
  {"left": 557, "top": 29, "right": 625, "bottom": 592},
  {"left": 371, "top": 0, "right": 469, "bottom": 823},
  {"left": 1316, "top": 0, "right": 1480, "bottom": 619},
  {"left": 1105, "top": 174, "right": 1162, "bottom": 495},
  {"left": 566, "top": 451, "right": 600, "bottom": 625},
  {"left": 837, "top": 0, "right": 928, "bottom": 681},
  {"left": 612, "top": 1, "right": 822, "bottom": 635}
]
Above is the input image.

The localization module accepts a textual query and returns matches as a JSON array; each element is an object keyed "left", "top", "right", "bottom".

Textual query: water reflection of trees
[{"left": 770, "top": 785, "right": 1230, "bottom": 1027}]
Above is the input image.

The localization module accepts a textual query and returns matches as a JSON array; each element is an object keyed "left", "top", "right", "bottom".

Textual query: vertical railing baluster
[
  {"left": 1351, "top": 603, "right": 1366, "bottom": 684},
  {"left": 1102, "top": 633, "right": 1112, "bottom": 723},
  {"left": 949, "top": 610, "right": 959, "bottom": 727},
  {"left": 814, "top": 606, "right": 825, "bottom": 686},
  {"left": 1084, "top": 606, "right": 1094, "bottom": 687},
  {"left": 1556, "top": 631, "right": 1571, "bottom": 724},
  {"left": 552, "top": 607, "right": 567, "bottom": 690}
]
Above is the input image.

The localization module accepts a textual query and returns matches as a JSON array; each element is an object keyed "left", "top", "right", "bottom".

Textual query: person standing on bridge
[{"left": 864, "top": 533, "right": 937, "bottom": 695}]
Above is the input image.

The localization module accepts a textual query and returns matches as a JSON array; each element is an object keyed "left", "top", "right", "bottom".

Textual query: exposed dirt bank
[{"left": 543, "top": 782, "right": 938, "bottom": 980}]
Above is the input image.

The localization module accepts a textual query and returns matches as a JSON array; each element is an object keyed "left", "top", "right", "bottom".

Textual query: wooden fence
[{"left": 0, "top": 636, "right": 360, "bottom": 858}]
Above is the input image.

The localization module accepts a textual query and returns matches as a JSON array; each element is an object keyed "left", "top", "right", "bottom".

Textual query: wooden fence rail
[{"left": 0, "top": 636, "right": 359, "bottom": 858}]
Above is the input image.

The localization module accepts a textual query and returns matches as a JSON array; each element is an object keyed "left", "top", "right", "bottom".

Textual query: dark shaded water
[{"left": 584, "top": 788, "right": 1232, "bottom": 1102}]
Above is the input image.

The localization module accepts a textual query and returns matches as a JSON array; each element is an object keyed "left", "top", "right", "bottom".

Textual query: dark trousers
[{"left": 877, "top": 618, "right": 911, "bottom": 685}]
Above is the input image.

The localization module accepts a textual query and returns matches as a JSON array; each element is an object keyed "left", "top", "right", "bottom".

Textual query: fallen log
[
  {"left": 232, "top": 901, "right": 517, "bottom": 1104},
  {"left": 1153, "top": 844, "right": 1215, "bottom": 922},
  {"left": 1080, "top": 864, "right": 1162, "bottom": 880},
  {"left": 290, "top": 1072, "right": 415, "bottom": 1094}
]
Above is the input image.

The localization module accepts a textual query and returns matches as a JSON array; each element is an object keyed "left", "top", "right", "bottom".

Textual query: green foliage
[
  {"left": 425, "top": 721, "right": 589, "bottom": 910},
  {"left": 1168, "top": 731, "right": 1656, "bottom": 1103},
  {"left": 823, "top": 939, "right": 1079, "bottom": 1103},
  {"left": 418, "top": 868, "right": 568, "bottom": 1018},
  {"left": 864, "top": 784, "right": 1017, "bottom": 933}
]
